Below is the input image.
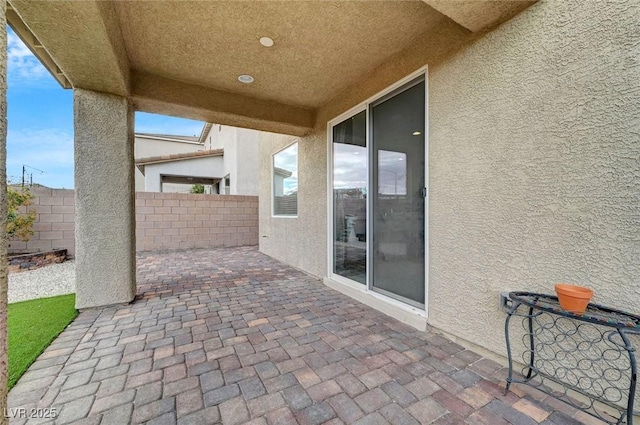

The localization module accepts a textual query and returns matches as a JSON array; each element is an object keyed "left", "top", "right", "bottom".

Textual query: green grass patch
[{"left": 8, "top": 294, "right": 78, "bottom": 389}]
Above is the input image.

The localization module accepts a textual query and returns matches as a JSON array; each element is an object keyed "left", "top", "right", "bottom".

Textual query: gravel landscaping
[{"left": 8, "top": 260, "right": 75, "bottom": 303}]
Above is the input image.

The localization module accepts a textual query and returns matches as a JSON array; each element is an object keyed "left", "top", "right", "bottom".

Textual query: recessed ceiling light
[
  {"left": 238, "top": 74, "right": 254, "bottom": 84},
  {"left": 260, "top": 37, "right": 274, "bottom": 47},
  {"left": 413, "top": 131, "right": 422, "bottom": 136}
]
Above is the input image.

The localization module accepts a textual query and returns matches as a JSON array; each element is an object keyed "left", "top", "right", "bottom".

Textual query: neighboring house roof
[
  {"left": 136, "top": 149, "right": 224, "bottom": 174},
  {"left": 274, "top": 167, "right": 292, "bottom": 178},
  {"left": 135, "top": 133, "right": 202, "bottom": 144},
  {"left": 198, "top": 123, "right": 214, "bottom": 144}
]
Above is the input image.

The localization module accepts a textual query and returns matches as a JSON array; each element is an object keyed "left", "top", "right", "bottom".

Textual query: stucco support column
[
  {"left": 0, "top": 0, "right": 9, "bottom": 421},
  {"left": 74, "top": 89, "right": 136, "bottom": 309}
]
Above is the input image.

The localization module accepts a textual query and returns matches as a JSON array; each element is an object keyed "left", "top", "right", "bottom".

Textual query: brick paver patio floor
[{"left": 8, "top": 246, "right": 601, "bottom": 425}]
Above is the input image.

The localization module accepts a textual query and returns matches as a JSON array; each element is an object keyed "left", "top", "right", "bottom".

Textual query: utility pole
[{"left": 22, "top": 165, "right": 45, "bottom": 188}]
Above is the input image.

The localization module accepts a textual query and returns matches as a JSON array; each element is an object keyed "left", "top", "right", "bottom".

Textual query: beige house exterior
[
  {"left": 6, "top": 0, "right": 639, "bottom": 365},
  {"left": 135, "top": 125, "right": 260, "bottom": 195},
  {"left": 134, "top": 132, "right": 205, "bottom": 192}
]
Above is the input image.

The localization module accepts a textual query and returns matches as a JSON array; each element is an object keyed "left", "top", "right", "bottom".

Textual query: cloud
[
  {"left": 7, "top": 128, "right": 74, "bottom": 188},
  {"left": 7, "top": 31, "right": 49, "bottom": 83}
]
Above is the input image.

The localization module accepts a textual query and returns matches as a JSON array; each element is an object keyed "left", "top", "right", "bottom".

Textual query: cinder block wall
[
  {"left": 135, "top": 192, "right": 258, "bottom": 251},
  {"left": 9, "top": 188, "right": 259, "bottom": 257},
  {"left": 9, "top": 187, "right": 76, "bottom": 257}
]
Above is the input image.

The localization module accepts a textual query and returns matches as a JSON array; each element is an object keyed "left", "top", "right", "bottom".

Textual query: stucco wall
[
  {"left": 143, "top": 155, "right": 224, "bottom": 192},
  {"left": 234, "top": 128, "right": 260, "bottom": 196},
  {"left": 207, "top": 125, "right": 260, "bottom": 196},
  {"left": 258, "top": 0, "right": 640, "bottom": 358},
  {"left": 134, "top": 136, "right": 202, "bottom": 191},
  {"left": 259, "top": 131, "right": 327, "bottom": 278},
  {"left": 427, "top": 0, "right": 640, "bottom": 355}
]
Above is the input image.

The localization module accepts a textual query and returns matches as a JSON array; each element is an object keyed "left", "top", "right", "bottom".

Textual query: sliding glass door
[
  {"left": 371, "top": 80, "right": 425, "bottom": 307},
  {"left": 330, "top": 74, "right": 426, "bottom": 308},
  {"left": 332, "top": 111, "right": 367, "bottom": 284}
]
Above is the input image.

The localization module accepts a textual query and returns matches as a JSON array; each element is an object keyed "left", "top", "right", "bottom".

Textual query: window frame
[
  {"left": 325, "top": 65, "right": 429, "bottom": 318},
  {"left": 271, "top": 140, "right": 299, "bottom": 218}
]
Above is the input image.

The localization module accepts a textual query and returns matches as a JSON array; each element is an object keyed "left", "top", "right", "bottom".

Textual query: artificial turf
[{"left": 8, "top": 294, "right": 78, "bottom": 389}]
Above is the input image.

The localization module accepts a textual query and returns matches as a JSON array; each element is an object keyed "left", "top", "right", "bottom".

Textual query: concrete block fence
[{"left": 9, "top": 187, "right": 258, "bottom": 258}]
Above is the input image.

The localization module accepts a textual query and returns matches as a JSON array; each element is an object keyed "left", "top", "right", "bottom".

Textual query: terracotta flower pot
[{"left": 555, "top": 283, "right": 594, "bottom": 314}]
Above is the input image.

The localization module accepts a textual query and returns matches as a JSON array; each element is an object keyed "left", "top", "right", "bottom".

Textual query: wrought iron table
[{"left": 505, "top": 292, "right": 640, "bottom": 424}]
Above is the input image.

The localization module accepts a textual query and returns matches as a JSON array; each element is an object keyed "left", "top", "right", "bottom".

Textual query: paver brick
[
  {"left": 55, "top": 382, "right": 100, "bottom": 405},
  {"left": 164, "top": 376, "right": 200, "bottom": 397},
  {"left": 354, "top": 388, "right": 391, "bottom": 414},
  {"left": 336, "top": 373, "right": 367, "bottom": 398},
  {"left": 381, "top": 380, "right": 418, "bottom": 407},
  {"left": 293, "top": 366, "right": 322, "bottom": 389},
  {"left": 239, "top": 376, "right": 267, "bottom": 399},
  {"left": 219, "top": 396, "right": 249, "bottom": 425},
  {"left": 101, "top": 403, "right": 133, "bottom": 425},
  {"left": 203, "top": 384, "right": 240, "bottom": 407},
  {"left": 7, "top": 247, "right": 593, "bottom": 425},
  {"left": 135, "top": 381, "right": 163, "bottom": 406},
  {"left": 359, "top": 369, "right": 392, "bottom": 389},
  {"left": 282, "top": 384, "right": 314, "bottom": 411},
  {"left": 295, "top": 401, "right": 336, "bottom": 425},
  {"left": 266, "top": 406, "right": 298, "bottom": 425},
  {"left": 379, "top": 403, "right": 420, "bottom": 425},
  {"left": 327, "top": 392, "right": 365, "bottom": 423},
  {"left": 307, "top": 379, "right": 343, "bottom": 402},
  {"left": 407, "top": 398, "right": 449, "bottom": 424},
  {"left": 432, "top": 389, "right": 474, "bottom": 417},
  {"left": 90, "top": 389, "right": 136, "bottom": 415},
  {"left": 176, "top": 388, "right": 204, "bottom": 418},
  {"left": 132, "top": 397, "right": 176, "bottom": 424},
  {"left": 456, "top": 386, "right": 494, "bottom": 409},
  {"left": 177, "top": 406, "right": 220, "bottom": 425},
  {"left": 247, "top": 392, "right": 286, "bottom": 417},
  {"left": 56, "top": 395, "right": 95, "bottom": 425},
  {"left": 513, "top": 397, "right": 551, "bottom": 422}
]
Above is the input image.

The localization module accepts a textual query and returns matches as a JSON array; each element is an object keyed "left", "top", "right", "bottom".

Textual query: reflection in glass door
[
  {"left": 332, "top": 111, "right": 367, "bottom": 284},
  {"left": 330, "top": 75, "right": 426, "bottom": 308},
  {"left": 371, "top": 79, "right": 425, "bottom": 307}
]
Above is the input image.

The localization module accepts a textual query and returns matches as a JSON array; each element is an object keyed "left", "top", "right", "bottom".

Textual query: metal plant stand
[{"left": 505, "top": 292, "right": 640, "bottom": 424}]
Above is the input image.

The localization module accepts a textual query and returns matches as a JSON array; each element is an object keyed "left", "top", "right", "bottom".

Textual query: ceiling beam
[
  {"left": 422, "top": 0, "right": 537, "bottom": 33},
  {"left": 132, "top": 72, "right": 316, "bottom": 137},
  {"left": 6, "top": 8, "right": 70, "bottom": 88},
  {"left": 8, "top": 0, "right": 130, "bottom": 95}
]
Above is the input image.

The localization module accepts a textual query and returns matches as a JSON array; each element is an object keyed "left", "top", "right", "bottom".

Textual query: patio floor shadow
[{"left": 8, "top": 246, "right": 603, "bottom": 424}]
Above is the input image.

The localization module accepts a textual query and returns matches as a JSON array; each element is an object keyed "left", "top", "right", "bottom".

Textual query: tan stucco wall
[
  {"left": 207, "top": 125, "right": 260, "bottom": 196},
  {"left": 259, "top": 131, "right": 327, "bottom": 278},
  {"left": 259, "top": 18, "right": 472, "bottom": 279},
  {"left": 427, "top": 0, "right": 640, "bottom": 355},
  {"left": 74, "top": 89, "right": 136, "bottom": 310},
  {"left": 259, "top": 0, "right": 640, "bottom": 357}
]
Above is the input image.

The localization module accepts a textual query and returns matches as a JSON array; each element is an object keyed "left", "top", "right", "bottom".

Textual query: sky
[
  {"left": 273, "top": 143, "right": 298, "bottom": 194},
  {"left": 7, "top": 28, "right": 203, "bottom": 189}
]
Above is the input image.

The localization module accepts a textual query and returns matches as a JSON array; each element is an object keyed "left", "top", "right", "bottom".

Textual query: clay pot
[{"left": 555, "top": 283, "right": 594, "bottom": 314}]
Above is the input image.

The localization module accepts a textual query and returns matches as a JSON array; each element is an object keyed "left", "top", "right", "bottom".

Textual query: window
[
  {"left": 273, "top": 142, "right": 298, "bottom": 216},
  {"left": 223, "top": 175, "right": 230, "bottom": 195}
]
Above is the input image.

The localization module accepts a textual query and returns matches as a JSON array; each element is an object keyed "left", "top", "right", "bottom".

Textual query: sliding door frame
[{"left": 326, "top": 65, "right": 429, "bottom": 318}]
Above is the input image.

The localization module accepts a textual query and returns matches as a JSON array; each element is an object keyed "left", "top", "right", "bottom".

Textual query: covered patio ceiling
[{"left": 7, "top": 0, "right": 534, "bottom": 136}]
